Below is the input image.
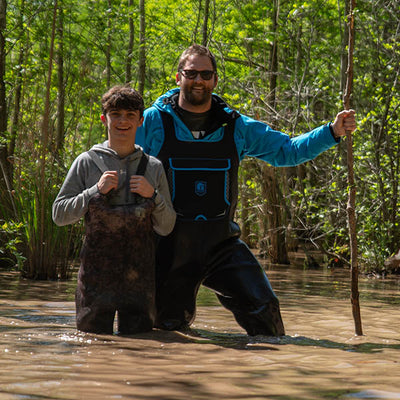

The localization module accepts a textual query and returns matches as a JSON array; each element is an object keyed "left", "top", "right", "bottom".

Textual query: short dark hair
[
  {"left": 177, "top": 44, "right": 217, "bottom": 72},
  {"left": 101, "top": 85, "right": 144, "bottom": 117}
]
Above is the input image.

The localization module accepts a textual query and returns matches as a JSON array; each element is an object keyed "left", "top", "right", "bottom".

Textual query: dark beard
[{"left": 182, "top": 86, "right": 212, "bottom": 106}]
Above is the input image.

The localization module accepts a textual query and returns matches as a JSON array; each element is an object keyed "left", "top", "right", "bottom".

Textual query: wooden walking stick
[{"left": 343, "top": 0, "right": 363, "bottom": 336}]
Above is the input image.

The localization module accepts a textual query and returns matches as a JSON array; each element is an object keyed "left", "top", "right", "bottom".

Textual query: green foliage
[
  {"left": 2, "top": 0, "right": 400, "bottom": 276},
  {"left": 0, "top": 220, "right": 26, "bottom": 270}
]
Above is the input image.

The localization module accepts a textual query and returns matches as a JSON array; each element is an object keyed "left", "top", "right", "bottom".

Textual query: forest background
[{"left": 1, "top": 0, "right": 399, "bottom": 280}]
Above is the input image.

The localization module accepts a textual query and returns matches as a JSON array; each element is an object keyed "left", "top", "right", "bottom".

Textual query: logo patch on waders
[
  {"left": 168, "top": 158, "right": 231, "bottom": 221},
  {"left": 195, "top": 180, "right": 207, "bottom": 196}
]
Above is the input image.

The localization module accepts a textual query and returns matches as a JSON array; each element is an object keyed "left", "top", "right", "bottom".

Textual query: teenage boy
[{"left": 53, "top": 85, "right": 176, "bottom": 334}]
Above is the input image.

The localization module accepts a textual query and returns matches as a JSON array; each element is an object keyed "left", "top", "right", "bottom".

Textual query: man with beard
[{"left": 136, "top": 44, "right": 356, "bottom": 336}]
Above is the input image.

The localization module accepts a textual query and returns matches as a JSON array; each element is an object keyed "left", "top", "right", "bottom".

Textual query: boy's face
[{"left": 101, "top": 108, "right": 143, "bottom": 151}]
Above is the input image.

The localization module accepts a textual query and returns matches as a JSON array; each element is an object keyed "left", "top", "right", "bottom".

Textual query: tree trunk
[
  {"left": 105, "top": 0, "right": 112, "bottom": 88},
  {"left": 260, "top": 165, "right": 289, "bottom": 264},
  {"left": 0, "top": 0, "right": 11, "bottom": 214},
  {"left": 138, "top": 0, "right": 146, "bottom": 95},
  {"left": 55, "top": 1, "right": 65, "bottom": 156},
  {"left": 267, "top": 0, "right": 279, "bottom": 114},
  {"left": 240, "top": 183, "right": 251, "bottom": 246},
  {"left": 261, "top": 0, "right": 289, "bottom": 264},
  {"left": 125, "top": 0, "right": 134, "bottom": 84},
  {"left": 201, "top": 0, "right": 210, "bottom": 46},
  {"left": 8, "top": 0, "right": 26, "bottom": 188},
  {"left": 239, "top": 160, "right": 257, "bottom": 249},
  {"left": 8, "top": 0, "right": 23, "bottom": 164},
  {"left": 34, "top": 0, "right": 58, "bottom": 279}
]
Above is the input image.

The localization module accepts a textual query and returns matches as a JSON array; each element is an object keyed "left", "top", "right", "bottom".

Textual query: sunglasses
[{"left": 179, "top": 69, "right": 216, "bottom": 80}]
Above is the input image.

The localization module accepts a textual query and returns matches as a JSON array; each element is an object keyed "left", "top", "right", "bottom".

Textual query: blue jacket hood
[
  {"left": 152, "top": 88, "right": 180, "bottom": 113},
  {"left": 152, "top": 87, "right": 239, "bottom": 127}
]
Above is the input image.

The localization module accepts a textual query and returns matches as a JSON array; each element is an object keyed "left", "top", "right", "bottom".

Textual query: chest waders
[
  {"left": 75, "top": 152, "right": 156, "bottom": 334},
  {"left": 155, "top": 111, "right": 285, "bottom": 336}
]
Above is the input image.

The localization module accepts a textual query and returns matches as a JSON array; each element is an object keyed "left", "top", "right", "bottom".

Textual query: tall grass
[
  {"left": 20, "top": 183, "right": 80, "bottom": 279},
  {"left": 1, "top": 173, "right": 81, "bottom": 279}
]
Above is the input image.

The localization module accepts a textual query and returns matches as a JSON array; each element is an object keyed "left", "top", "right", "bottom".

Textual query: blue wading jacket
[{"left": 135, "top": 88, "right": 339, "bottom": 166}]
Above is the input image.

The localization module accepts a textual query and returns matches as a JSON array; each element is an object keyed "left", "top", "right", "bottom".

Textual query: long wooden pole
[{"left": 343, "top": 0, "right": 363, "bottom": 336}]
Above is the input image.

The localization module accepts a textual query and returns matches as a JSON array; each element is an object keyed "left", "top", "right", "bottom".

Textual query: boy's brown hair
[{"left": 101, "top": 85, "right": 144, "bottom": 117}]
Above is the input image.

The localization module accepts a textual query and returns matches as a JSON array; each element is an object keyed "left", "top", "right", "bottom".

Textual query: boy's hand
[
  {"left": 97, "top": 171, "right": 118, "bottom": 194},
  {"left": 130, "top": 175, "right": 155, "bottom": 198}
]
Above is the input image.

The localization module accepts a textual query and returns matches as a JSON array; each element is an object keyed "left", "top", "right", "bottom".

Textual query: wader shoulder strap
[
  {"left": 160, "top": 111, "right": 174, "bottom": 138},
  {"left": 125, "top": 153, "right": 149, "bottom": 204},
  {"left": 87, "top": 150, "right": 149, "bottom": 176},
  {"left": 88, "top": 150, "right": 149, "bottom": 204},
  {"left": 135, "top": 152, "right": 149, "bottom": 176},
  {"left": 87, "top": 150, "right": 108, "bottom": 174}
]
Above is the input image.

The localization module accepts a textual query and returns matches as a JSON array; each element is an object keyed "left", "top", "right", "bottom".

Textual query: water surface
[{"left": 1, "top": 265, "right": 399, "bottom": 399}]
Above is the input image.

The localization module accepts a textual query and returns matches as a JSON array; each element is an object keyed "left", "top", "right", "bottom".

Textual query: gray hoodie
[{"left": 52, "top": 141, "right": 176, "bottom": 236}]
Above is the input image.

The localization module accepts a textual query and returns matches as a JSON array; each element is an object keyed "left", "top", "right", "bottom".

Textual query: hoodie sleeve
[{"left": 52, "top": 153, "right": 101, "bottom": 226}]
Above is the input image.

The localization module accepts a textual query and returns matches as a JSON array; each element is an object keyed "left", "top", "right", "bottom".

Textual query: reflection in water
[{"left": 0, "top": 266, "right": 399, "bottom": 400}]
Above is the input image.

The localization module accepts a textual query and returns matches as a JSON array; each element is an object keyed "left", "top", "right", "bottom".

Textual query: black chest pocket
[{"left": 168, "top": 158, "right": 231, "bottom": 221}]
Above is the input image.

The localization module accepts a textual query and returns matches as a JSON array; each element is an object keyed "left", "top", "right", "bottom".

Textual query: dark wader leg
[
  {"left": 117, "top": 306, "right": 154, "bottom": 334},
  {"left": 154, "top": 225, "right": 203, "bottom": 331},
  {"left": 75, "top": 286, "right": 116, "bottom": 334},
  {"left": 155, "top": 222, "right": 285, "bottom": 336},
  {"left": 203, "top": 239, "right": 285, "bottom": 336},
  {"left": 117, "top": 255, "right": 156, "bottom": 335}
]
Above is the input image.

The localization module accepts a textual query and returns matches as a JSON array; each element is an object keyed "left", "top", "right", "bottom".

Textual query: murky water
[{"left": 1, "top": 264, "right": 399, "bottom": 400}]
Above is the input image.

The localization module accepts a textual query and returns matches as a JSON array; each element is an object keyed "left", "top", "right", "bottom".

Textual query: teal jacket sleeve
[{"left": 234, "top": 114, "right": 338, "bottom": 166}]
